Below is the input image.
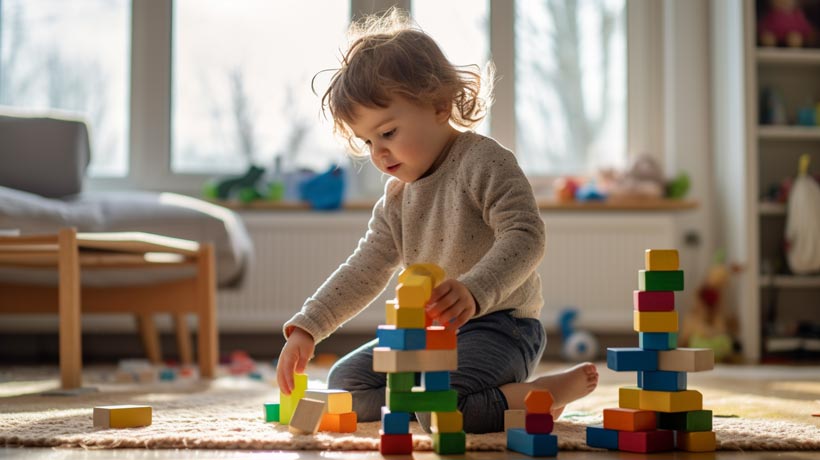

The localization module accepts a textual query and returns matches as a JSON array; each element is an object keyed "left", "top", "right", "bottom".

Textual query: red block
[
  {"left": 380, "top": 432, "right": 413, "bottom": 455},
  {"left": 426, "top": 326, "right": 457, "bottom": 349},
  {"left": 633, "top": 290, "right": 675, "bottom": 311},
  {"left": 525, "top": 413, "right": 554, "bottom": 434},
  {"left": 618, "top": 430, "right": 674, "bottom": 453}
]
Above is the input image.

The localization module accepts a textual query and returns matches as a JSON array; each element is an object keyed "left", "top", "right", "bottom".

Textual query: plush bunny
[{"left": 759, "top": 0, "right": 815, "bottom": 47}]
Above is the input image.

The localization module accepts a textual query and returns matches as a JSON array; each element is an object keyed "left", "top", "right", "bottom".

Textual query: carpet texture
[{"left": 1, "top": 365, "right": 819, "bottom": 451}]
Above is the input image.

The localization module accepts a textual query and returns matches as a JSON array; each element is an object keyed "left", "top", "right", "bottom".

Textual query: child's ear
[{"left": 434, "top": 102, "right": 450, "bottom": 123}]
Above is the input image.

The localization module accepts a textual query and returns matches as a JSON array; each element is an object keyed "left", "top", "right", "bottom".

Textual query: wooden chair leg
[
  {"left": 173, "top": 313, "right": 193, "bottom": 366},
  {"left": 136, "top": 313, "right": 163, "bottom": 364},
  {"left": 58, "top": 228, "right": 82, "bottom": 389},
  {"left": 196, "top": 243, "right": 218, "bottom": 378}
]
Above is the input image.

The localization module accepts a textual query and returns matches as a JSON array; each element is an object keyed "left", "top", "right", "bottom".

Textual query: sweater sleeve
[
  {"left": 456, "top": 142, "right": 546, "bottom": 317},
  {"left": 283, "top": 188, "right": 402, "bottom": 343}
]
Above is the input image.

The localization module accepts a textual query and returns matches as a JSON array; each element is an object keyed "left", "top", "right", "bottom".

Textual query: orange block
[
  {"left": 426, "top": 326, "right": 457, "bottom": 350},
  {"left": 603, "top": 408, "right": 656, "bottom": 432},
  {"left": 319, "top": 411, "right": 357, "bottom": 433},
  {"left": 524, "top": 390, "right": 554, "bottom": 414}
]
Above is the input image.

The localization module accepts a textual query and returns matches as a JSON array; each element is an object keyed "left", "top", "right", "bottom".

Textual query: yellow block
[
  {"left": 639, "top": 389, "right": 702, "bottom": 412},
  {"left": 397, "top": 274, "right": 432, "bottom": 308},
  {"left": 633, "top": 310, "right": 679, "bottom": 333},
  {"left": 304, "top": 389, "right": 352, "bottom": 414},
  {"left": 645, "top": 249, "right": 679, "bottom": 271},
  {"left": 395, "top": 306, "right": 427, "bottom": 329},
  {"left": 619, "top": 387, "right": 641, "bottom": 409},
  {"left": 504, "top": 409, "right": 526, "bottom": 432},
  {"left": 676, "top": 431, "right": 716, "bottom": 452},
  {"left": 280, "top": 373, "right": 308, "bottom": 424},
  {"left": 93, "top": 405, "right": 152, "bottom": 428},
  {"left": 432, "top": 410, "right": 463, "bottom": 433},
  {"left": 399, "top": 263, "right": 445, "bottom": 287},
  {"left": 385, "top": 299, "right": 398, "bottom": 325}
]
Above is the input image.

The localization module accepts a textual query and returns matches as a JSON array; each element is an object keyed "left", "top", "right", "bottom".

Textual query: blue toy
[
  {"left": 575, "top": 180, "right": 606, "bottom": 202},
  {"left": 299, "top": 165, "right": 345, "bottom": 210},
  {"left": 559, "top": 308, "right": 599, "bottom": 361}
]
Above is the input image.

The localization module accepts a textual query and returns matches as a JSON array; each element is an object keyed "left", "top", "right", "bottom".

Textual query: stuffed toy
[{"left": 758, "top": 0, "right": 815, "bottom": 47}]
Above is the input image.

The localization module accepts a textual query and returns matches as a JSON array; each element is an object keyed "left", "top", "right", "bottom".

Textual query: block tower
[
  {"left": 373, "top": 264, "right": 465, "bottom": 455},
  {"left": 505, "top": 390, "right": 559, "bottom": 457},
  {"left": 587, "top": 249, "right": 717, "bottom": 453}
]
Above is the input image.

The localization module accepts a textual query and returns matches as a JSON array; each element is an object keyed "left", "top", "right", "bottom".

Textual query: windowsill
[{"left": 210, "top": 198, "right": 698, "bottom": 212}]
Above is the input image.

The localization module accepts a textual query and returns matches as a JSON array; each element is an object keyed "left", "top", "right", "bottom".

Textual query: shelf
[
  {"left": 758, "top": 126, "right": 820, "bottom": 140},
  {"left": 760, "top": 275, "right": 820, "bottom": 288},
  {"left": 756, "top": 47, "right": 820, "bottom": 65},
  {"left": 759, "top": 202, "right": 786, "bottom": 215}
]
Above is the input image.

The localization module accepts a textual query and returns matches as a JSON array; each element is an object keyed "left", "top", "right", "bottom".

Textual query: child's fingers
[
  {"left": 427, "top": 281, "right": 452, "bottom": 306},
  {"left": 427, "top": 290, "right": 459, "bottom": 318},
  {"left": 449, "top": 308, "right": 472, "bottom": 330},
  {"left": 295, "top": 350, "right": 309, "bottom": 374},
  {"left": 277, "top": 353, "right": 295, "bottom": 394},
  {"left": 436, "top": 302, "right": 464, "bottom": 327}
]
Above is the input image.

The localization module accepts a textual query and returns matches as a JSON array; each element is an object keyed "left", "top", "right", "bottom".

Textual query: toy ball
[{"left": 563, "top": 331, "right": 599, "bottom": 361}]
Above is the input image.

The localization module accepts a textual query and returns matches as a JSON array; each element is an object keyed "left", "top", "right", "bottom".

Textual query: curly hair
[{"left": 316, "top": 8, "right": 494, "bottom": 155}]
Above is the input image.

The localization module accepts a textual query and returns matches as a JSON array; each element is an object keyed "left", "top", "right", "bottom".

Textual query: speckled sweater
[{"left": 283, "top": 131, "right": 546, "bottom": 343}]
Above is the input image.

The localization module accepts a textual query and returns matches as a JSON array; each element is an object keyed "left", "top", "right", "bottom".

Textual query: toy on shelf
[
  {"left": 587, "top": 249, "right": 717, "bottom": 453},
  {"left": 759, "top": 87, "right": 788, "bottom": 125},
  {"left": 299, "top": 165, "right": 346, "bottom": 210},
  {"left": 553, "top": 177, "right": 580, "bottom": 202},
  {"left": 785, "top": 154, "right": 820, "bottom": 275},
  {"left": 758, "top": 0, "right": 815, "bottom": 48},
  {"left": 558, "top": 308, "right": 599, "bottom": 362}
]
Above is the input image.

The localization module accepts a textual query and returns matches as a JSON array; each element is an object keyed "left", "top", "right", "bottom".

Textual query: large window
[{"left": 0, "top": 0, "right": 131, "bottom": 177}]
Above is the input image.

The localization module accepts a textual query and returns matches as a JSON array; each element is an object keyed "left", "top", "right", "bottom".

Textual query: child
[{"left": 276, "top": 9, "right": 598, "bottom": 434}]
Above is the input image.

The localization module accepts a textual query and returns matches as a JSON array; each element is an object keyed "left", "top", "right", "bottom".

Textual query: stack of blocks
[
  {"left": 505, "top": 390, "right": 559, "bottom": 457},
  {"left": 373, "top": 264, "right": 465, "bottom": 455},
  {"left": 587, "top": 249, "right": 717, "bottom": 453},
  {"left": 264, "top": 372, "right": 357, "bottom": 434}
]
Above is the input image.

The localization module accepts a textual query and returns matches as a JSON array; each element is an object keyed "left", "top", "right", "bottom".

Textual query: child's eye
[{"left": 382, "top": 128, "right": 396, "bottom": 139}]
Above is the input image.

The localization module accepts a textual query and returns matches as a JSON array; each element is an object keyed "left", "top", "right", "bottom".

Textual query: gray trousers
[{"left": 327, "top": 310, "right": 546, "bottom": 433}]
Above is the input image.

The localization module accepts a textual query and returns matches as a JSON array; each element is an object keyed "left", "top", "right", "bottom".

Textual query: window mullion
[{"left": 489, "top": 0, "right": 515, "bottom": 153}]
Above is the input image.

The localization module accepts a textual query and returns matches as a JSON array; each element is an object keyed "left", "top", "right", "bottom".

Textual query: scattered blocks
[
  {"left": 639, "top": 270, "right": 684, "bottom": 291},
  {"left": 524, "top": 389, "right": 554, "bottom": 413},
  {"left": 525, "top": 413, "right": 554, "bottom": 434},
  {"left": 633, "top": 311, "right": 679, "bottom": 333},
  {"left": 279, "top": 373, "right": 308, "bottom": 425},
  {"left": 93, "top": 405, "right": 152, "bottom": 428},
  {"left": 507, "top": 428, "right": 558, "bottom": 457},
  {"left": 304, "top": 389, "right": 352, "bottom": 414},
  {"left": 263, "top": 402, "right": 280, "bottom": 422},
  {"left": 380, "top": 432, "right": 413, "bottom": 455},
  {"left": 288, "top": 398, "right": 326, "bottom": 435},
  {"left": 504, "top": 409, "right": 526, "bottom": 431},
  {"left": 644, "top": 249, "right": 680, "bottom": 271},
  {"left": 607, "top": 348, "right": 658, "bottom": 371},
  {"left": 586, "top": 425, "right": 619, "bottom": 449},
  {"left": 603, "top": 408, "right": 656, "bottom": 432},
  {"left": 675, "top": 430, "right": 717, "bottom": 452},
  {"left": 318, "top": 411, "right": 357, "bottom": 433},
  {"left": 658, "top": 348, "right": 715, "bottom": 372},
  {"left": 618, "top": 429, "right": 675, "bottom": 453},
  {"left": 508, "top": 390, "right": 558, "bottom": 457}
]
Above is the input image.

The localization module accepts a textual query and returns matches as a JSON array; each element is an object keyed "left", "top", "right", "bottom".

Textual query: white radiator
[{"left": 217, "top": 212, "right": 678, "bottom": 333}]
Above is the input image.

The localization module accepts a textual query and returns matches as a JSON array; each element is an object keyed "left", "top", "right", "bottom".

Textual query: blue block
[
  {"left": 638, "top": 370, "right": 687, "bottom": 391},
  {"left": 422, "top": 371, "right": 450, "bottom": 391},
  {"left": 376, "top": 326, "right": 426, "bottom": 350},
  {"left": 607, "top": 348, "right": 658, "bottom": 371},
  {"left": 381, "top": 407, "right": 410, "bottom": 434},
  {"left": 639, "top": 332, "right": 678, "bottom": 350},
  {"left": 507, "top": 429, "right": 558, "bottom": 457},
  {"left": 586, "top": 425, "right": 619, "bottom": 450}
]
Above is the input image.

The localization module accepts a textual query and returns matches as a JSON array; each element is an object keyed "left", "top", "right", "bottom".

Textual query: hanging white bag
[{"left": 785, "top": 154, "right": 820, "bottom": 275}]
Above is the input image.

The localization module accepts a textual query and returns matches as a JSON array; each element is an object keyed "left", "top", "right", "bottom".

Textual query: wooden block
[
  {"left": 586, "top": 425, "right": 619, "bottom": 449},
  {"left": 607, "top": 348, "right": 658, "bottom": 371},
  {"left": 399, "top": 263, "right": 445, "bottom": 287},
  {"left": 380, "top": 432, "right": 413, "bottom": 455},
  {"left": 93, "top": 405, "right": 152, "bottom": 428},
  {"left": 675, "top": 430, "right": 716, "bottom": 452},
  {"left": 263, "top": 402, "right": 280, "bottom": 422},
  {"left": 279, "top": 373, "right": 308, "bottom": 424},
  {"left": 433, "top": 431, "right": 466, "bottom": 455},
  {"left": 639, "top": 332, "right": 678, "bottom": 350},
  {"left": 432, "top": 410, "right": 463, "bottom": 433},
  {"left": 426, "top": 325, "right": 457, "bottom": 350},
  {"left": 603, "top": 408, "right": 656, "bottom": 432},
  {"left": 525, "top": 413, "right": 554, "bottom": 434},
  {"left": 318, "top": 411, "right": 357, "bottom": 433},
  {"left": 657, "top": 410, "right": 712, "bottom": 431},
  {"left": 638, "top": 371, "right": 687, "bottom": 391},
  {"left": 639, "top": 389, "right": 702, "bottom": 413},
  {"left": 397, "top": 274, "right": 432, "bottom": 308},
  {"left": 385, "top": 299, "right": 398, "bottom": 325},
  {"left": 395, "top": 306, "right": 427, "bottom": 329},
  {"left": 288, "top": 398, "right": 326, "bottom": 434},
  {"left": 618, "top": 429, "right": 675, "bottom": 453},
  {"left": 619, "top": 387, "right": 642, "bottom": 409},
  {"left": 422, "top": 371, "right": 450, "bottom": 391},
  {"left": 304, "top": 389, "right": 352, "bottom": 414},
  {"left": 386, "top": 388, "right": 458, "bottom": 412},
  {"left": 387, "top": 372, "right": 415, "bottom": 392},
  {"left": 373, "top": 348, "right": 457, "bottom": 373},
  {"left": 633, "top": 311, "right": 679, "bottom": 333},
  {"left": 633, "top": 290, "right": 675, "bottom": 311},
  {"left": 645, "top": 249, "right": 679, "bottom": 271},
  {"left": 376, "top": 325, "right": 426, "bottom": 350},
  {"left": 524, "top": 389, "right": 554, "bottom": 414},
  {"left": 507, "top": 428, "right": 558, "bottom": 457},
  {"left": 639, "top": 270, "right": 684, "bottom": 291},
  {"left": 658, "top": 348, "right": 715, "bottom": 372},
  {"left": 381, "top": 407, "right": 410, "bottom": 434},
  {"left": 505, "top": 409, "right": 526, "bottom": 432}
]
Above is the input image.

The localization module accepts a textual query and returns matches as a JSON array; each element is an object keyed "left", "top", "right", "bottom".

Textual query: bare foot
[{"left": 500, "top": 362, "right": 598, "bottom": 418}]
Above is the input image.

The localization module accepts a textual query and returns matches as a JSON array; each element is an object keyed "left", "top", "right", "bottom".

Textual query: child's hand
[
  {"left": 276, "top": 327, "right": 315, "bottom": 395},
  {"left": 425, "top": 279, "right": 477, "bottom": 330}
]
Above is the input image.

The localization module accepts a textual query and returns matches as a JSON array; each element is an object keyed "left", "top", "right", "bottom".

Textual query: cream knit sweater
[{"left": 283, "top": 131, "right": 546, "bottom": 343}]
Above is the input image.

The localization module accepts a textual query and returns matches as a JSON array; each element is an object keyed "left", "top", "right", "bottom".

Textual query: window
[
  {"left": 172, "top": 0, "right": 348, "bottom": 175},
  {"left": 0, "top": 0, "right": 131, "bottom": 177}
]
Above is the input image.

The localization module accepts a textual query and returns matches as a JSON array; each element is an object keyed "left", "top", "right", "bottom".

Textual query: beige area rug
[{"left": 1, "top": 364, "right": 819, "bottom": 451}]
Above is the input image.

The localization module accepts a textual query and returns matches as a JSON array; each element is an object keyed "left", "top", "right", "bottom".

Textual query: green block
[
  {"left": 657, "top": 410, "right": 712, "bottom": 431},
  {"left": 639, "top": 270, "right": 684, "bottom": 291},
  {"left": 387, "top": 389, "right": 458, "bottom": 412},
  {"left": 263, "top": 403, "right": 280, "bottom": 422},
  {"left": 279, "top": 373, "right": 308, "bottom": 424},
  {"left": 387, "top": 372, "right": 415, "bottom": 392},
  {"left": 433, "top": 431, "right": 466, "bottom": 455}
]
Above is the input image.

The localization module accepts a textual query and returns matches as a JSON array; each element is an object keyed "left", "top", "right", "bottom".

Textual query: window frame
[{"left": 88, "top": 0, "right": 663, "bottom": 193}]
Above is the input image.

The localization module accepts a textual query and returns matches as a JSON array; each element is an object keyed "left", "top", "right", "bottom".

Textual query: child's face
[{"left": 349, "top": 96, "right": 454, "bottom": 183}]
